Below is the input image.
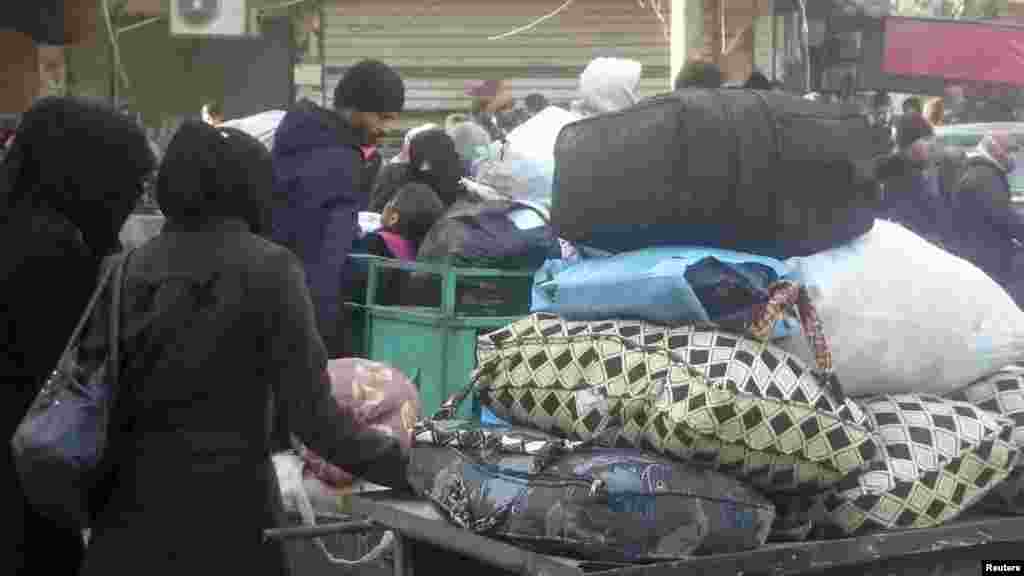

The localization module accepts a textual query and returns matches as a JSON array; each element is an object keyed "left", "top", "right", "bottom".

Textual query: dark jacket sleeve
[
  {"left": 270, "top": 248, "right": 409, "bottom": 490},
  {"left": 288, "top": 146, "right": 361, "bottom": 356},
  {"left": 958, "top": 163, "right": 1024, "bottom": 239},
  {"left": 967, "top": 164, "right": 1024, "bottom": 241},
  {"left": 361, "top": 153, "right": 382, "bottom": 212}
]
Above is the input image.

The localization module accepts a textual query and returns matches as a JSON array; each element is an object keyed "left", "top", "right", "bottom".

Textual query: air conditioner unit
[{"left": 170, "top": 0, "right": 252, "bottom": 38}]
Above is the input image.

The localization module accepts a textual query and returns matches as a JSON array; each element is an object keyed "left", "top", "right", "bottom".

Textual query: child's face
[{"left": 382, "top": 202, "right": 400, "bottom": 230}]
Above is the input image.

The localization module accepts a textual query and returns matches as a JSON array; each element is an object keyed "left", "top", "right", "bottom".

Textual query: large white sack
[
  {"left": 220, "top": 110, "right": 286, "bottom": 151},
  {"left": 505, "top": 105, "right": 581, "bottom": 161},
  {"left": 478, "top": 106, "right": 580, "bottom": 208},
  {"left": 787, "top": 219, "right": 1024, "bottom": 396}
]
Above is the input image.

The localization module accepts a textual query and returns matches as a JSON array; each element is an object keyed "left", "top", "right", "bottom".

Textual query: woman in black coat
[
  {"left": 0, "top": 97, "right": 155, "bottom": 575},
  {"left": 78, "top": 122, "right": 409, "bottom": 575}
]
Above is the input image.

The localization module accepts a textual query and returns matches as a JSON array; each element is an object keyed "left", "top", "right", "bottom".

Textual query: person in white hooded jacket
[{"left": 570, "top": 57, "right": 643, "bottom": 118}]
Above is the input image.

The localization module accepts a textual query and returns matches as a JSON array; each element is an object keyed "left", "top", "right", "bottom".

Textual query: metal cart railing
[{"left": 266, "top": 490, "right": 1024, "bottom": 576}]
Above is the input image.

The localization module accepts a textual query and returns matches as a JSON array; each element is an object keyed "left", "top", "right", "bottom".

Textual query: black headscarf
[
  {"left": 0, "top": 96, "right": 155, "bottom": 257},
  {"left": 156, "top": 121, "right": 274, "bottom": 235},
  {"left": 407, "top": 129, "right": 466, "bottom": 207}
]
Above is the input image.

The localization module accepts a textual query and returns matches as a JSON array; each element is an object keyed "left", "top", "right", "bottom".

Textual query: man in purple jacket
[{"left": 271, "top": 60, "right": 404, "bottom": 355}]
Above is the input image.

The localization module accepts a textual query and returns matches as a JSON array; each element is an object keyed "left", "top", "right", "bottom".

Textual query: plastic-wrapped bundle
[{"left": 409, "top": 420, "right": 775, "bottom": 560}]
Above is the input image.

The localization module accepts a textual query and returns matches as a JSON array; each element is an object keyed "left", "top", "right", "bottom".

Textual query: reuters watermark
[{"left": 984, "top": 562, "right": 1024, "bottom": 573}]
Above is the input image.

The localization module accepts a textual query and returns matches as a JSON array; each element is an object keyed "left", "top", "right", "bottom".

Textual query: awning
[
  {"left": 0, "top": 1, "right": 76, "bottom": 45},
  {"left": 883, "top": 17, "right": 1024, "bottom": 87}
]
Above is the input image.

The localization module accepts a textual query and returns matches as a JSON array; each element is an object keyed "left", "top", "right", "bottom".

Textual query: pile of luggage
[{"left": 403, "top": 89, "right": 1024, "bottom": 561}]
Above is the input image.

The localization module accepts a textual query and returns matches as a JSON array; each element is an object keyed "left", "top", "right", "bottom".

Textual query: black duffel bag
[{"left": 552, "top": 89, "right": 880, "bottom": 258}]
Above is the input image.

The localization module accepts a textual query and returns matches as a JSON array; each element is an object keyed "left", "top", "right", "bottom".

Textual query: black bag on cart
[{"left": 551, "top": 89, "right": 880, "bottom": 258}]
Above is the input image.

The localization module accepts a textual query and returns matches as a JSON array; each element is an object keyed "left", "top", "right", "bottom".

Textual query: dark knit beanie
[{"left": 334, "top": 59, "right": 405, "bottom": 113}]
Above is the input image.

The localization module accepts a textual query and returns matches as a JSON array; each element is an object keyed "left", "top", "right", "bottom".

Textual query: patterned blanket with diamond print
[
  {"left": 946, "top": 366, "right": 1024, "bottom": 514},
  {"left": 474, "top": 314, "right": 876, "bottom": 494},
  {"left": 821, "top": 394, "right": 1018, "bottom": 535}
]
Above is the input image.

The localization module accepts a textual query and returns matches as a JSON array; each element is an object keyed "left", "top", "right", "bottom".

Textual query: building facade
[
  {"left": 316, "top": 0, "right": 679, "bottom": 117},
  {"left": 304, "top": 0, "right": 803, "bottom": 126}
]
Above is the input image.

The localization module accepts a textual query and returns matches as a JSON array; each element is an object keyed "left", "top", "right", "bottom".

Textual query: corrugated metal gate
[{"left": 322, "top": 0, "right": 672, "bottom": 113}]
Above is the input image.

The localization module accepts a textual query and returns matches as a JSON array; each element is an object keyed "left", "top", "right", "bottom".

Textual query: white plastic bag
[
  {"left": 357, "top": 211, "right": 382, "bottom": 239},
  {"left": 475, "top": 152, "right": 553, "bottom": 209},
  {"left": 475, "top": 106, "right": 580, "bottom": 209},
  {"left": 505, "top": 106, "right": 581, "bottom": 162},
  {"left": 219, "top": 110, "right": 286, "bottom": 151},
  {"left": 273, "top": 452, "right": 394, "bottom": 566},
  {"left": 787, "top": 219, "right": 1024, "bottom": 396}
]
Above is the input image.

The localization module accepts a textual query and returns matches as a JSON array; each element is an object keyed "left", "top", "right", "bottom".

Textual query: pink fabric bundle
[{"left": 297, "top": 358, "right": 419, "bottom": 488}]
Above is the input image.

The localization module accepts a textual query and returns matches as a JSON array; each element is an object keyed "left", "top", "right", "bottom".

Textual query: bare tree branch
[
  {"left": 636, "top": 0, "right": 671, "bottom": 41},
  {"left": 487, "top": 0, "right": 576, "bottom": 41},
  {"left": 488, "top": 0, "right": 670, "bottom": 42}
]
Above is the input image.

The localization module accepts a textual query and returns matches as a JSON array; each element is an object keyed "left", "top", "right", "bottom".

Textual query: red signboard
[{"left": 883, "top": 17, "right": 1024, "bottom": 87}]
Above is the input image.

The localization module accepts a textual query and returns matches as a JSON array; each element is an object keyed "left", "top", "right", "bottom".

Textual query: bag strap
[
  {"left": 431, "top": 368, "right": 489, "bottom": 422},
  {"left": 55, "top": 254, "right": 123, "bottom": 365},
  {"left": 107, "top": 252, "right": 130, "bottom": 394},
  {"left": 426, "top": 367, "right": 615, "bottom": 472},
  {"left": 93, "top": 251, "right": 131, "bottom": 454}
]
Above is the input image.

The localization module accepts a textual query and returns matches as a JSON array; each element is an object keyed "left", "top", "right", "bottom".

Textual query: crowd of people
[
  {"left": 3, "top": 53, "right": 1024, "bottom": 575},
  {"left": 671, "top": 57, "right": 1024, "bottom": 303},
  {"left": 876, "top": 94, "right": 1024, "bottom": 302}
]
